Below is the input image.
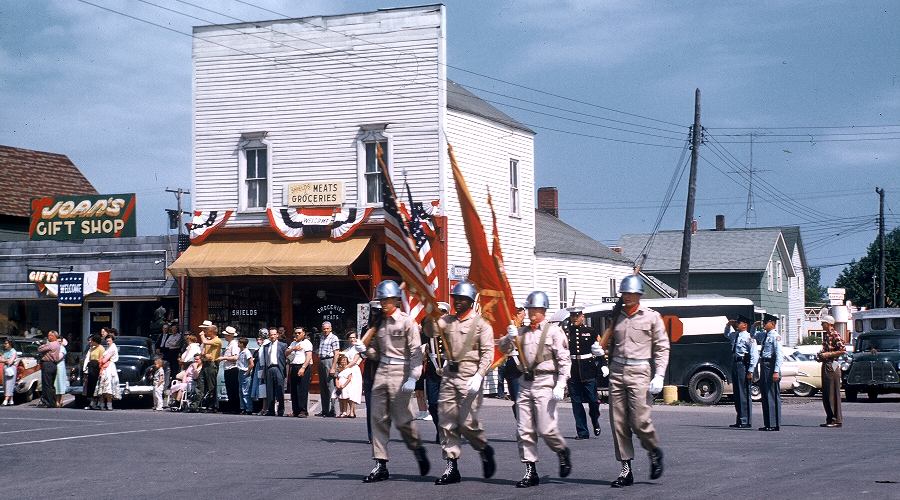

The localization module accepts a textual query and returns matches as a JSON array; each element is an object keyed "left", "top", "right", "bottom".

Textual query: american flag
[
  {"left": 404, "top": 192, "right": 440, "bottom": 322},
  {"left": 378, "top": 144, "right": 439, "bottom": 322}
]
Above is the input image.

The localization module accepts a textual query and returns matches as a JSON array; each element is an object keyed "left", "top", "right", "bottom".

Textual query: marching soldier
[
  {"left": 600, "top": 275, "right": 667, "bottom": 488},
  {"left": 355, "top": 280, "right": 429, "bottom": 483},
  {"left": 423, "top": 282, "right": 496, "bottom": 485},
  {"left": 500, "top": 303, "right": 526, "bottom": 420},
  {"left": 755, "top": 314, "right": 782, "bottom": 431},
  {"left": 499, "top": 290, "right": 572, "bottom": 488},
  {"left": 566, "top": 306, "right": 602, "bottom": 439},
  {"left": 422, "top": 302, "right": 450, "bottom": 444},
  {"left": 723, "top": 315, "right": 758, "bottom": 428}
]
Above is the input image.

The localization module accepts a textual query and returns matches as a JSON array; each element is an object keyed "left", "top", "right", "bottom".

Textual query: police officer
[
  {"left": 566, "top": 306, "right": 602, "bottom": 439},
  {"left": 600, "top": 275, "right": 667, "bottom": 488},
  {"left": 355, "top": 280, "right": 429, "bottom": 483},
  {"left": 499, "top": 290, "right": 572, "bottom": 488},
  {"left": 423, "top": 282, "right": 496, "bottom": 485},
  {"left": 755, "top": 313, "right": 782, "bottom": 431},
  {"left": 422, "top": 302, "right": 450, "bottom": 444},
  {"left": 723, "top": 315, "right": 758, "bottom": 429}
]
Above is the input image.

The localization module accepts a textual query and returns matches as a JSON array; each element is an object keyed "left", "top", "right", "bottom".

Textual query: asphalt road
[{"left": 2, "top": 394, "right": 899, "bottom": 499}]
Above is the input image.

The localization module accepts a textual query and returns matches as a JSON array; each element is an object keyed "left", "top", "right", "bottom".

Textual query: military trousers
[
  {"left": 821, "top": 363, "right": 842, "bottom": 425},
  {"left": 568, "top": 377, "right": 600, "bottom": 438},
  {"left": 759, "top": 359, "right": 781, "bottom": 428},
  {"left": 515, "top": 373, "right": 567, "bottom": 463},
  {"left": 731, "top": 356, "right": 752, "bottom": 425},
  {"left": 370, "top": 363, "right": 422, "bottom": 461},
  {"left": 608, "top": 362, "right": 660, "bottom": 462},
  {"left": 438, "top": 366, "right": 488, "bottom": 459}
]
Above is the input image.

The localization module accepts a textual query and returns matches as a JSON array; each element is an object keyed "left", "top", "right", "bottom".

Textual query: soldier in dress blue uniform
[
  {"left": 755, "top": 313, "right": 782, "bottom": 431},
  {"left": 723, "top": 315, "right": 758, "bottom": 428},
  {"left": 565, "top": 306, "right": 602, "bottom": 439}
]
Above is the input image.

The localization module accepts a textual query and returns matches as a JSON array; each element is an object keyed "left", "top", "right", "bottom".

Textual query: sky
[{"left": 1, "top": 0, "right": 899, "bottom": 288}]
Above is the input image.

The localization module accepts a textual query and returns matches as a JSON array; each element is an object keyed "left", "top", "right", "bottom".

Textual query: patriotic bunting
[
  {"left": 266, "top": 206, "right": 372, "bottom": 241},
  {"left": 186, "top": 210, "right": 233, "bottom": 244}
]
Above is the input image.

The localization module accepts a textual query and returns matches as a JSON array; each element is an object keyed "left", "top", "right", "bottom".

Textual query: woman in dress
[
  {"left": 82, "top": 335, "right": 104, "bottom": 410},
  {"left": 54, "top": 336, "right": 69, "bottom": 408},
  {"left": 252, "top": 329, "right": 269, "bottom": 415},
  {"left": 96, "top": 334, "right": 120, "bottom": 410},
  {"left": 179, "top": 334, "right": 202, "bottom": 371},
  {"left": 334, "top": 354, "right": 362, "bottom": 418},
  {"left": 2, "top": 339, "right": 17, "bottom": 406}
]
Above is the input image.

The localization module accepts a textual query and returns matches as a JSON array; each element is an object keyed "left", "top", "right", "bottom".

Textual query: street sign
[
  {"left": 601, "top": 296, "right": 618, "bottom": 303},
  {"left": 827, "top": 287, "right": 846, "bottom": 306}
]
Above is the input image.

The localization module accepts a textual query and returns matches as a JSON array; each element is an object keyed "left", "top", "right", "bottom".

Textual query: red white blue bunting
[
  {"left": 267, "top": 207, "right": 373, "bottom": 241},
  {"left": 186, "top": 210, "right": 233, "bottom": 244}
]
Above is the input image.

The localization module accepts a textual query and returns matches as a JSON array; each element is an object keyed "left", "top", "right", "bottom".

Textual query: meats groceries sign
[{"left": 29, "top": 194, "right": 137, "bottom": 241}]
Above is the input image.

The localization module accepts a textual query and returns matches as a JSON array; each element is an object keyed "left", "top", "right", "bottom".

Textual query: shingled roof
[
  {"left": 0, "top": 145, "right": 97, "bottom": 218},
  {"left": 447, "top": 80, "right": 535, "bottom": 134},
  {"left": 535, "top": 210, "right": 630, "bottom": 263}
]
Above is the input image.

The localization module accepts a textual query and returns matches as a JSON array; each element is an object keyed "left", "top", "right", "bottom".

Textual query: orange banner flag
[{"left": 449, "top": 144, "right": 516, "bottom": 362}]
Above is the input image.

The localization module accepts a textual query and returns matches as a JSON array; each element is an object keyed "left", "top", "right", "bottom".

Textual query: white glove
[
  {"left": 400, "top": 377, "right": 417, "bottom": 393},
  {"left": 601, "top": 365, "right": 610, "bottom": 378},
  {"left": 354, "top": 340, "right": 366, "bottom": 353},
  {"left": 590, "top": 342, "right": 605, "bottom": 357},
  {"left": 467, "top": 373, "right": 484, "bottom": 395},
  {"left": 552, "top": 381, "right": 566, "bottom": 401},
  {"left": 507, "top": 325, "right": 519, "bottom": 338},
  {"left": 648, "top": 375, "right": 664, "bottom": 395}
]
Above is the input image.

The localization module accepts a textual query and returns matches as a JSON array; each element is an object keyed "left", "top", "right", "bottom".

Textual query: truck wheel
[
  {"left": 845, "top": 389, "right": 858, "bottom": 402},
  {"left": 750, "top": 383, "right": 762, "bottom": 402},
  {"left": 792, "top": 385, "right": 816, "bottom": 397},
  {"left": 867, "top": 390, "right": 879, "bottom": 401},
  {"left": 688, "top": 371, "right": 724, "bottom": 405}
]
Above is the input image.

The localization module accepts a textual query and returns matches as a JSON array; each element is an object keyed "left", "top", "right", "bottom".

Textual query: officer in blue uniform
[
  {"left": 565, "top": 306, "right": 602, "bottom": 439},
  {"left": 755, "top": 313, "right": 782, "bottom": 431},
  {"left": 723, "top": 315, "right": 758, "bottom": 428}
]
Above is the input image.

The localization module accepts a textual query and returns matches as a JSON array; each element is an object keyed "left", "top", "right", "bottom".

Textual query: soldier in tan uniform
[
  {"left": 355, "top": 280, "right": 430, "bottom": 483},
  {"left": 498, "top": 290, "right": 572, "bottom": 488},
  {"left": 598, "top": 275, "right": 668, "bottom": 488},
  {"left": 423, "top": 281, "right": 496, "bottom": 485}
]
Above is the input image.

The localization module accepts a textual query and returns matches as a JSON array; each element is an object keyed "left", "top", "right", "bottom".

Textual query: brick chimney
[
  {"left": 715, "top": 214, "right": 725, "bottom": 231},
  {"left": 691, "top": 218, "right": 698, "bottom": 234},
  {"left": 537, "top": 186, "right": 559, "bottom": 218}
]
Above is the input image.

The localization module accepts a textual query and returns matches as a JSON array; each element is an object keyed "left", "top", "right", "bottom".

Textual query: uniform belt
[
  {"left": 380, "top": 355, "right": 406, "bottom": 365},
  {"left": 526, "top": 370, "right": 557, "bottom": 376},
  {"left": 319, "top": 356, "right": 333, "bottom": 360},
  {"left": 611, "top": 356, "right": 651, "bottom": 366},
  {"left": 570, "top": 353, "right": 593, "bottom": 360},
  {"left": 761, "top": 357, "right": 775, "bottom": 361}
]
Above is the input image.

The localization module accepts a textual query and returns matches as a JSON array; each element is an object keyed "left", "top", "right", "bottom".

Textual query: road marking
[
  {"left": 0, "top": 422, "right": 111, "bottom": 435},
  {"left": 0, "top": 417, "right": 103, "bottom": 423},
  {"left": 0, "top": 420, "right": 243, "bottom": 447}
]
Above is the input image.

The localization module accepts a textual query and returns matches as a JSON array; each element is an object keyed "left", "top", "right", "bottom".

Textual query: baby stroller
[{"left": 168, "top": 379, "right": 202, "bottom": 412}]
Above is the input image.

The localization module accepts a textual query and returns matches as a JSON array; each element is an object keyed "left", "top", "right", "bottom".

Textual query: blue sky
[{"left": 1, "top": 1, "right": 898, "bottom": 288}]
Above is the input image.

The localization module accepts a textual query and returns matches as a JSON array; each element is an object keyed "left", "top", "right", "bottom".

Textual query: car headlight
[
  {"left": 896, "top": 361, "right": 900, "bottom": 370},
  {"left": 841, "top": 362, "right": 851, "bottom": 371}
]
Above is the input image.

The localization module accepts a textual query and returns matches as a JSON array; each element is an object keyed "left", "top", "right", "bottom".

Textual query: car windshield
[
  {"left": 857, "top": 337, "right": 900, "bottom": 352},
  {"left": 15, "top": 342, "right": 41, "bottom": 358},
  {"left": 791, "top": 352, "right": 816, "bottom": 361},
  {"left": 118, "top": 345, "right": 150, "bottom": 357}
]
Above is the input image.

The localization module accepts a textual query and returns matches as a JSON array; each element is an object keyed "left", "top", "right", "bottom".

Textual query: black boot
[
  {"left": 414, "top": 446, "right": 430, "bottom": 476},
  {"left": 435, "top": 459, "right": 461, "bottom": 485},
  {"left": 557, "top": 447, "right": 572, "bottom": 478},
  {"left": 363, "top": 459, "right": 389, "bottom": 483},
  {"left": 593, "top": 420, "right": 602, "bottom": 436},
  {"left": 515, "top": 462, "right": 539, "bottom": 488},
  {"left": 480, "top": 444, "right": 496, "bottom": 479},
  {"left": 610, "top": 460, "right": 634, "bottom": 488},
  {"left": 649, "top": 447, "right": 664, "bottom": 480}
]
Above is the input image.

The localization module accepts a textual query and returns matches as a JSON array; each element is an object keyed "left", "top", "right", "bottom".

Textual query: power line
[{"left": 706, "top": 124, "right": 900, "bottom": 130}]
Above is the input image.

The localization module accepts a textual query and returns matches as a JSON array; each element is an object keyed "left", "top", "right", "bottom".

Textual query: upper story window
[
  {"left": 238, "top": 132, "right": 269, "bottom": 211},
  {"left": 358, "top": 125, "right": 390, "bottom": 206},
  {"left": 767, "top": 260, "right": 774, "bottom": 291},
  {"left": 509, "top": 159, "right": 520, "bottom": 216},
  {"left": 558, "top": 275, "right": 568, "bottom": 310},
  {"left": 776, "top": 262, "right": 784, "bottom": 292}
]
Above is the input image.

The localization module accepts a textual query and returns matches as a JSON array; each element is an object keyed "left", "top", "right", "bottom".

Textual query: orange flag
[{"left": 449, "top": 144, "right": 516, "bottom": 362}]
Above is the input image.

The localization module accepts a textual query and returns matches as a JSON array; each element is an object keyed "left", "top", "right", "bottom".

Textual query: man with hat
[
  {"left": 816, "top": 315, "right": 845, "bottom": 428},
  {"left": 423, "top": 282, "right": 496, "bottom": 485},
  {"left": 566, "top": 305, "right": 603, "bottom": 439},
  {"left": 500, "top": 302, "right": 526, "bottom": 419},
  {"left": 600, "top": 275, "right": 667, "bottom": 488},
  {"left": 755, "top": 314, "right": 782, "bottom": 431},
  {"left": 422, "top": 302, "right": 450, "bottom": 443},
  {"left": 198, "top": 321, "right": 223, "bottom": 412},
  {"left": 354, "top": 280, "right": 429, "bottom": 483},
  {"left": 723, "top": 314, "right": 758, "bottom": 428},
  {"left": 499, "top": 289, "right": 572, "bottom": 488},
  {"left": 216, "top": 326, "right": 241, "bottom": 413}
]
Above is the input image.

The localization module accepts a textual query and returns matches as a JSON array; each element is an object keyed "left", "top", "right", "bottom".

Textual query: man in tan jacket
[
  {"left": 423, "top": 281, "right": 496, "bottom": 485},
  {"left": 498, "top": 290, "right": 572, "bottom": 488}
]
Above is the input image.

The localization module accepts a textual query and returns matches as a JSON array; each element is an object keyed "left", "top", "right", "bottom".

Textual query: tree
[
  {"left": 805, "top": 266, "right": 828, "bottom": 305},
  {"left": 834, "top": 227, "right": 900, "bottom": 308}
]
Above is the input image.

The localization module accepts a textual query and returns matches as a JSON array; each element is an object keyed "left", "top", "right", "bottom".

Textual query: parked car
[
  {"left": 69, "top": 336, "right": 156, "bottom": 405},
  {"left": 1, "top": 336, "right": 43, "bottom": 403},
  {"left": 843, "top": 330, "right": 900, "bottom": 401},
  {"left": 751, "top": 353, "right": 822, "bottom": 400}
]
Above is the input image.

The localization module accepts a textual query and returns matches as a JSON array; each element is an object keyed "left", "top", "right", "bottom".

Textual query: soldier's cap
[
  {"left": 735, "top": 315, "right": 752, "bottom": 325},
  {"left": 369, "top": 300, "right": 382, "bottom": 310},
  {"left": 437, "top": 302, "right": 450, "bottom": 313},
  {"left": 567, "top": 306, "right": 584, "bottom": 316},
  {"left": 515, "top": 301, "right": 526, "bottom": 311},
  {"left": 763, "top": 313, "right": 778, "bottom": 324}
]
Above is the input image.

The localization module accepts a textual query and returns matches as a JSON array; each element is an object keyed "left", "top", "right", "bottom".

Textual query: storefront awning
[{"left": 166, "top": 237, "right": 370, "bottom": 278}]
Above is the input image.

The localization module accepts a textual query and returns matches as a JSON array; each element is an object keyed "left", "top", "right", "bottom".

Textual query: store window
[
  {"left": 0, "top": 300, "right": 57, "bottom": 337},
  {"left": 208, "top": 283, "right": 282, "bottom": 335}
]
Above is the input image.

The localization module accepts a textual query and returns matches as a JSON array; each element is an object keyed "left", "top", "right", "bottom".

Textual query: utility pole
[
  {"left": 678, "top": 89, "right": 702, "bottom": 297},
  {"left": 876, "top": 187, "right": 886, "bottom": 308},
  {"left": 166, "top": 187, "right": 191, "bottom": 333}
]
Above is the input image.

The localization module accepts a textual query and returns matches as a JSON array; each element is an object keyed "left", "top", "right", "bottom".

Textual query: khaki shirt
[
  {"left": 499, "top": 320, "right": 570, "bottom": 378},
  {"left": 366, "top": 309, "right": 423, "bottom": 378},
  {"left": 611, "top": 306, "right": 669, "bottom": 375},
  {"left": 425, "top": 311, "right": 494, "bottom": 375}
]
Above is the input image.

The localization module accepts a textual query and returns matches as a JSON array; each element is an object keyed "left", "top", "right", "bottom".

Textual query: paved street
[{"left": 2, "top": 395, "right": 899, "bottom": 499}]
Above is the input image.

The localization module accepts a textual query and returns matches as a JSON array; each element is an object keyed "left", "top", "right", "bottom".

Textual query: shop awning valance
[{"left": 166, "top": 237, "right": 370, "bottom": 278}]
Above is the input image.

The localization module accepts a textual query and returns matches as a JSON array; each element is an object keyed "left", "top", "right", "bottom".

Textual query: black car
[
  {"left": 70, "top": 336, "right": 156, "bottom": 405},
  {"left": 843, "top": 330, "right": 900, "bottom": 401}
]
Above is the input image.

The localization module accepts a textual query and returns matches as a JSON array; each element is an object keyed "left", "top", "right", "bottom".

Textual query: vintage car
[
  {"left": 751, "top": 352, "right": 822, "bottom": 400},
  {"left": 1, "top": 336, "right": 43, "bottom": 403},
  {"left": 69, "top": 336, "right": 156, "bottom": 404},
  {"left": 843, "top": 330, "right": 900, "bottom": 401}
]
